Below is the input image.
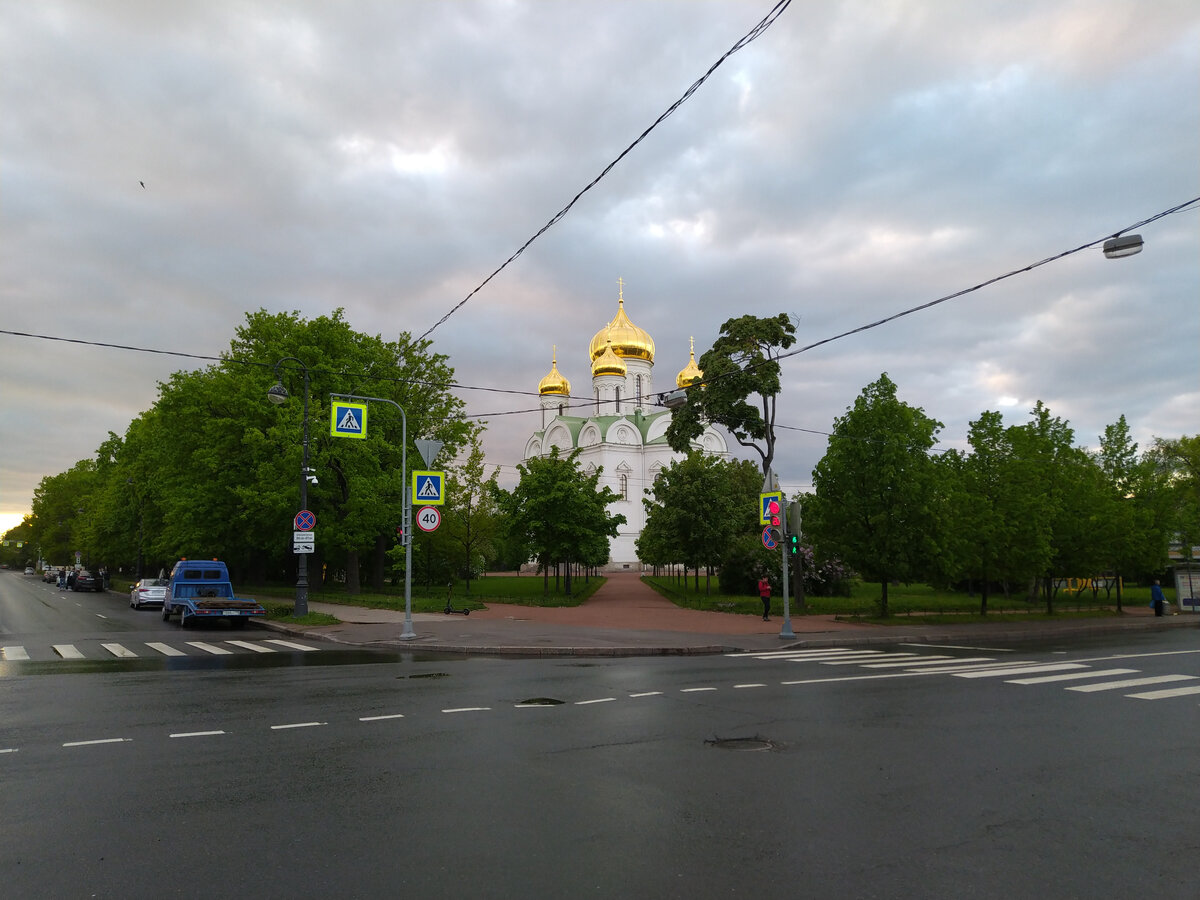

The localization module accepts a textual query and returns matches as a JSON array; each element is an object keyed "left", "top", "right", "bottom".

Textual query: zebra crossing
[
  {"left": 1, "top": 638, "right": 320, "bottom": 663},
  {"left": 726, "top": 646, "right": 1200, "bottom": 702}
]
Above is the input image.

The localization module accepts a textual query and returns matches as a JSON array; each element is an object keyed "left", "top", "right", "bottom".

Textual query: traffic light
[
  {"left": 767, "top": 500, "right": 783, "bottom": 544},
  {"left": 789, "top": 533, "right": 799, "bottom": 556}
]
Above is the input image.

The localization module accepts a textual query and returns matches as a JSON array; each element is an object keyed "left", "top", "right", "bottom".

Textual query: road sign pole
[
  {"left": 330, "top": 392, "right": 416, "bottom": 640},
  {"left": 779, "top": 533, "right": 794, "bottom": 640}
]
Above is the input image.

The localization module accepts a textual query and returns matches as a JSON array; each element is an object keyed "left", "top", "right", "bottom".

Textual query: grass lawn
[
  {"left": 245, "top": 572, "right": 606, "bottom": 620},
  {"left": 644, "top": 575, "right": 1176, "bottom": 624}
]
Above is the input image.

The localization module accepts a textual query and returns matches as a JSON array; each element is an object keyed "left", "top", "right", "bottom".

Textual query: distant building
[{"left": 525, "top": 282, "right": 728, "bottom": 569}]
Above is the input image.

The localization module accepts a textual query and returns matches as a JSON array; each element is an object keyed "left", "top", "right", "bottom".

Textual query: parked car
[
  {"left": 130, "top": 577, "right": 169, "bottom": 609},
  {"left": 73, "top": 570, "right": 103, "bottom": 592},
  {"left": 42, "top": 567, "right": 59, "bottom": 583},
  {"left": 24, "top": 566, "right": 36, "bottom": 576}
]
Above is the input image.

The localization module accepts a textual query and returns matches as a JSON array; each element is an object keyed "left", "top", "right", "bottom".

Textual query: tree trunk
[
  {"left": 878, "top": 579, "right": 889, "bottom": 618},
  {"left": 371, "top": 534, "right": 387, "bottom": 591},
  {"left": 345, "top": 549, "right": 361, "bottom": 596}
]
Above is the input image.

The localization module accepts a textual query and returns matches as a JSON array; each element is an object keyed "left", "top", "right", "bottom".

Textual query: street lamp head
[
  {"left": 267, "top": 382, "right": 290, "bottom": 405},
  {"left": 1103, "top": 233, "right": 1143, "bottom": 259}
]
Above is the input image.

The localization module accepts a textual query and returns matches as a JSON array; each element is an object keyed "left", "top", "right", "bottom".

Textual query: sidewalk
[{"left": 254, "top": 572, "right": 1198, "bottom": 657}]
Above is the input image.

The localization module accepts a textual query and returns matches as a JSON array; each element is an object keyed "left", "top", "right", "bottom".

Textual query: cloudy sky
[{"left": 2, "top": 0, "right": 1198, "bottom": 534}]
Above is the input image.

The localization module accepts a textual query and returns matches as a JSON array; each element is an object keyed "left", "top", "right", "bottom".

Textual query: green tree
[
  {"left": 1148, "top": 434, "right": 1200, "bottom": 571},
  {"left": 638, "top": 454, "right": 762, "bottom": 593},
  {"left": 665, "top": 313, "right": 795, "bottom": 476},
  {"left": 499, "top": 447, "right": 625, "bottom": 597},
  {"left": 806, "top": 373, "right": 943, "bottom": 617},
  {"left": 442, "top": 431, "right": 501, "bottom": 592}
]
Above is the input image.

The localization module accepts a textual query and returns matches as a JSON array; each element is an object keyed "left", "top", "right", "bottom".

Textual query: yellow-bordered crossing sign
[{"left": 330, "top": 400, "right": 368, "bottom": 439}]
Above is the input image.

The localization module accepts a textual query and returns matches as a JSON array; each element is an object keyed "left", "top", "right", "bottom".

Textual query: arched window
[
  {"left": 620, "top": 474, "right": 628, "bottom": 500},
  {"left": 558, "top": 403, "right": 565, "bottom": 418}
]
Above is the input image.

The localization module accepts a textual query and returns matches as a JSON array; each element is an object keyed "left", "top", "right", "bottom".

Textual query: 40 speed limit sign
[{"left": 415, "top": 505, "right": 441, "bottom": 532}]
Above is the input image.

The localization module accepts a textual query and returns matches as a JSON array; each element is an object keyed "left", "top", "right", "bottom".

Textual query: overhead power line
[{"left": 413, "top": 0, "right": 793, "bottom": 343}]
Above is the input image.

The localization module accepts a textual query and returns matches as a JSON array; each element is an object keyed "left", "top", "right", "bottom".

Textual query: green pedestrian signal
[{"left": 789, "top": 533, "right": 800, "bottom": 556}]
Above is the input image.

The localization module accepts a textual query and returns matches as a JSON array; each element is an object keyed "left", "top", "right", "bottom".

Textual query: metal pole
[
  {"left": 331, "top": 393, "right": 415, "bottom": 640},
  {"left": 779, "top": 531, "right": 794, "bottom": 640},
  {"left": 295, "top": 366, "right": 310, "bottom": 618}
]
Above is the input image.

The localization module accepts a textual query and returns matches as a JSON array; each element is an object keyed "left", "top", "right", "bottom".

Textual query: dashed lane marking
[
  {"left": 170, "top": 731, "right": 226, "bottom": 738},
  {"left": 954, "top": 663, "right": 1089, "bottom": 679}
]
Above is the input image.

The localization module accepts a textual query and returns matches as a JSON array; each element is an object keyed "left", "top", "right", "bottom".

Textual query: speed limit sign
[{"left": 415, "top": 505, "right": 441, "bottom": 532}]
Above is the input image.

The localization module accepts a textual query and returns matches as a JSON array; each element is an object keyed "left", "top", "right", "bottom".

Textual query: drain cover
[
  {"left": 707, "top": 737, "right": 775, "bottom": 752},
  {"left": 516, "top": 697, "right": 565, "bottom": 706}
]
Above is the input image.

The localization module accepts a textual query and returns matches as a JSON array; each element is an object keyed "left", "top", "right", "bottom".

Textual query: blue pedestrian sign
[
  {"left": 759, "top": 491, "right": 783, "bottom": 525},
  {"left": 412, "top": 470, "right": 445, "bottom": 506},
  {"left": 330, "top": 401, "right": 368, "bottom": 439}
]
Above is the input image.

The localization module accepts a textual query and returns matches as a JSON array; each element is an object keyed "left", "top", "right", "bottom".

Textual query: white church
[{"left": 524, "top": 283, "right": 729, "bottom": 569}]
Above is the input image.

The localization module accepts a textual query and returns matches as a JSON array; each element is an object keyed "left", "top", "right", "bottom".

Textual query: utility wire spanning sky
[{"left": 2, "top": 0, "right": 1198, "bottom": 535}]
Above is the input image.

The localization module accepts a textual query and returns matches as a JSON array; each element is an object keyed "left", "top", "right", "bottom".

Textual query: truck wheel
[
  {"left": 161, "top": 605, "right": 171, "bottom": 621},
  {"left": 179, "top": 612, "right": 190, "bottom": 629}
]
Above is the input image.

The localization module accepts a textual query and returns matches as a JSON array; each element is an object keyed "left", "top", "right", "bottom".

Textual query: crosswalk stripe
[
  {"left": 186, "top": 641, "right": 232, "bottom": 655},
  {"left": 863, "top": 656, "right": 993, "bottom": 669},
  {"left": 54, "top": 645, "right": 85, "bottom": 659},
  {"left": 1066, "top": 674, "right": 1197, "bottom": 693},
  {"left": 1125, "top": 684, "right": 1200, "bottom": 700},
  {"left": 101, "top": 643, "right": 138, "bottom": 658},
  {"left": 146, "top": 642, "right": 186, "bottom": 657},
  {"left": 820, "top": 653, "right": 922, "bottom": 665},
  {"left": 954, "top": 663, "right": 1089, "bottom": 679},
  {"left": 225, "top": 640, "right": 276, "bottom": 653},
  {"left": 1006, "top": 668, "right": 1139, "bottom": 685},
  {"left": 1, "top": 646, "right": 30, "bottom": 660},
  {"left": 922, "top": 660, "right": 1048, "bottom": 674},
  {"left": 263, "top": 639, "right": 319, "bottom": 652}
]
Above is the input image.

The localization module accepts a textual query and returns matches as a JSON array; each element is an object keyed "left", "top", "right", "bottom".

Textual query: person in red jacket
[{"left": 758, "top": 577, "right": 771, "bottom": 621}]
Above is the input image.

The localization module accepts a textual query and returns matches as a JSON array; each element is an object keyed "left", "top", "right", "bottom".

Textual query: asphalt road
[{"left": 2, "top": 579, "right": 1197, "bottom": 900}]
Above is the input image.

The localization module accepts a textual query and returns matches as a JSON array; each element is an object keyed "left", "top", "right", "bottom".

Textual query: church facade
[{"left": 524, "top": 284, "right": 728, "bottom": 569}]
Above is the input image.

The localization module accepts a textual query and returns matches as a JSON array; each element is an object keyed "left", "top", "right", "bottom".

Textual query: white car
[
  {"left": 130, "top": 577, "right": 169, "bottom": 609},
  {"left": 23, "top": 566, "right": 35, "bottom": 576}
]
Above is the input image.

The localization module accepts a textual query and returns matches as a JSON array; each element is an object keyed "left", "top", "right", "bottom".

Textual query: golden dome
[
  {"left": 538, "top": 346, "right": 571, "bottom": 396},
  {"left": 591, "top": 340, "right": 627, "bottom": 377},
  {"left": 676, "top": 336, "right": 703, "bottom": 388},
  {"left": 589, "top": 279, "right": 655, "bottom": 363}
]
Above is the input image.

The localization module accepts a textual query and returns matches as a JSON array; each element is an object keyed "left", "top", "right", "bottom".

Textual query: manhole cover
[
  {"left": 707, "top": 737, "right": 775, "bottom": 752},
  {"left": 516, "top": 697, "right": 565, "bottom": 706}
]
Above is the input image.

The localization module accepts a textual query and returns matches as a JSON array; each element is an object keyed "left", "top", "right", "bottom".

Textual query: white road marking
[
  {"left": 900, "top": 643, "right": 1015, "bottom": 652},
  {"left": 226, "top": 640, "right": 275, "bottom": 653},
  {"left": 734, "top": 683, "right": 767, "bottom": 688},
  {"left": 442, "top": 707, "right": 491, "bottom": 713},
  {"left": 95, "top": 614, "right": 107, "bottom": 619},
  {"left": 101, "top": 643, "right": 138, "bottom": 658},
  {"left": 1126, "top": 684, "right": 1200, "bottom": 700},
  {"left": 53, "top": 644, "right": 85, "bottom": 659},
  {"left": 186, "top": 641, "right": 232, "bottom": 655},
  {"left": 727, "top": 648, "right": 864, "bottom": 659},
  {"left": 0, "top": 748, "right": 17, "bottom": 754},
  {"left": 1007, "top": 668, "right": 1140, "bottom": 685},
  {"left": 820, "top": 653, "right": 922, "bottom": 665},
  {"left": 680, "top": 687, "right": 717, "bottom": 693},
  {"left": 782, "top": 671, "right": 936, "bottom": 686},
  {"left": 63, "top": 738, "right": 130, "bottom": 747},
  {"left": 1, "top": 646, "right": 30, "bottom": 660},
  {"left": 170, "top": 731, "right": 226, "bottom": 738},
  {"left": 954, "top": 663, "right": 1089, "bottom": 678},
  {"left": 575, "top": 698, "right": 617, "bottom": 705},
  {"left": 264, "top": 639, "right": 319, "bottom": 652},
  {"left": 270, "top": 721, "right": 327, "bottom": 729},
  {"left": 145, "top": 642, "right": 186, "bottom": 657},
  {"left": 1067, "top": 675, "right": 1197, "bottom": 693},
  {"left": 360, "top": 713, "right": 406, "bottom": 721},
  {"left": 629, "top": 691, "right": 662, "bottom": 698}
]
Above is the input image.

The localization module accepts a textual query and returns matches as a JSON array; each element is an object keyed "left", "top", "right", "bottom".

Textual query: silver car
[{"left": 130, "top": 577, "right": 169, "bottom": 609}]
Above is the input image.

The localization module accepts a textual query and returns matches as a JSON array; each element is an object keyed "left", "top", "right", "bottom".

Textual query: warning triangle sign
[
  {"left": 417, "top": 476, "right": 439, "bottom": 499},
  {"left": 338, "top": 409, "right": 361, "bottom": 431}
]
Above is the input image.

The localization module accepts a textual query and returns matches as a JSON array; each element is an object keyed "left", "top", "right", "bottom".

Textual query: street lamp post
[{"left": 268, "top": 357, "right": 311, "bottom": 618}]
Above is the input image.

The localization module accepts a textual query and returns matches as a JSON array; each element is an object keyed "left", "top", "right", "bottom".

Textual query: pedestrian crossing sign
[
  {"left": 330, "top": 401, "right": 368, "bottom": 439},
  {"left": 412, "top": 470, "right": 445, "bottom": 505},
  {"left": 759, "top": 491, "right": 783, "bottom": 525}
]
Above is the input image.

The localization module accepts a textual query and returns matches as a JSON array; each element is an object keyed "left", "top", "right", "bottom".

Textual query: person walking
[
  {"left": 57, "top": 568, "right": 66, "bottom": 591},
  {"left": 758, "top": 576, "right": 772, "bottom": 621},
  {"left": 1151, "top": 579, "right": 1166, "bottom": 617}
]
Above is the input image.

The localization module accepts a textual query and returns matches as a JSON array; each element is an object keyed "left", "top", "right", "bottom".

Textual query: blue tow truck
[{"left": 160, "top": 558, "right": 266, "bottom": 628}]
